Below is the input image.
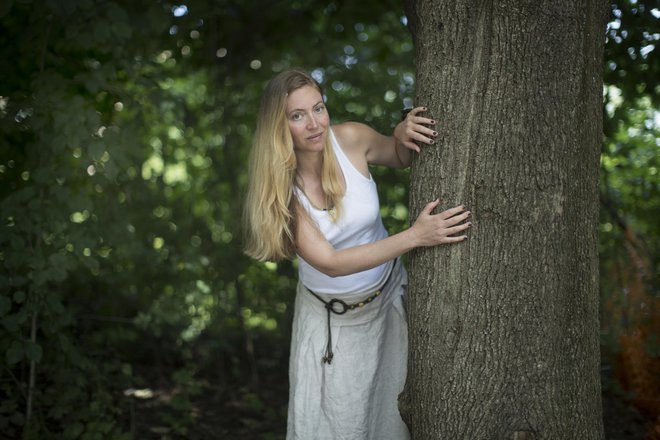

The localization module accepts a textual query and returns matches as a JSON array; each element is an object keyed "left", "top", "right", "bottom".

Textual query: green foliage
[
  {"left": 600, "top": 0, "right": 659, "bottom": 344},
  {"left": 0, "top": 0, "right": 412, "bottom": 437},
  {"left": 0, "top": 0, "right": 656, "bottom": 437}
]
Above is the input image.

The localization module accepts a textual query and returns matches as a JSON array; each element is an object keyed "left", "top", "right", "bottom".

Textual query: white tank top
[{"left": 295, "top": 128, "right": 391, "bottom": 294}]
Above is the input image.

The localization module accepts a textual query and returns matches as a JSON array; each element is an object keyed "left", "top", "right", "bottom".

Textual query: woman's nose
[{"left": 307, "top": 114, "right": 319, "bottom": 129}]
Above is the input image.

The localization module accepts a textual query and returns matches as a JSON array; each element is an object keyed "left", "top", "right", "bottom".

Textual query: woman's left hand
[{"left": 393, "top": 106, "right": 437, "bottom": 153}]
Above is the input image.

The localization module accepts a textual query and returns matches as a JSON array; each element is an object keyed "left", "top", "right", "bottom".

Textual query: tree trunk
[{"left": 399, "top": 1, "right": 608, "bottom": 438}]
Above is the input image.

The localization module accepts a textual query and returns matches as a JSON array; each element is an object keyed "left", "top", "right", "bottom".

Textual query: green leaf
[
  {"left": 64, "top": 422, "right": 84, "bottom": 439},
  {"left": 0, "top": 0, "right": 13, "bottom": 18},
  {"left": 9, "top": 236, "right": 25, "bottom": 251},
  {"left": 82, "top": 256, "right": 99, "bottom": 272},
  {"left": 10, "top": 276, "right": 27, "bottom": 287},
  {"left": 103, "top": 160, "right": 118, "bottom": 180},
  {"left": 46, "top": 294, "right": 66, "bottom": 315},
  {"left": 9, "top": 411, "right": 24, "bottom": 426},
  {"left": 88, "top": 141, "right": 105, "bottom": 160},
  {"left": 48, "top": 253, "right": 71, "bottom": 268},
  {"left": 29, "top": 269, "right": 48, "bottom": 288},
  {"left": 2, "top": 311, "right": 27, "bottom": 332},
  {"left": 24, "top": 341, "right": 42, "bottom": 362},
  {"left": 0, "top": 296, "right": 10, "bottom": 316},
  {"left": 6, "top": 341, "right": 24, "bottom": 364},
  {"left": 12, "top": 291, "right": 26, "bottom": 304},
  {"left": 48, "top": 253, "right": 70, "bottom": 282}
]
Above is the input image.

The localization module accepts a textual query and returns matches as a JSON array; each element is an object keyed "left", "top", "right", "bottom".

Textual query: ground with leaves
[{"left": 122, "top": 355, "right": 654, "bottom": 440}]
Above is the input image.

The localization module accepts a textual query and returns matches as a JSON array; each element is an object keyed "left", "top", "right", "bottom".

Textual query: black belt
[{"left": 306, "top": 260, "right": 397, "bottom": 365}]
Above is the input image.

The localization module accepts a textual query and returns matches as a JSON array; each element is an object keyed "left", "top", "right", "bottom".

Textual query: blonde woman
[{"left": 244, "top": 69, "right": 471, "bottom": 440}]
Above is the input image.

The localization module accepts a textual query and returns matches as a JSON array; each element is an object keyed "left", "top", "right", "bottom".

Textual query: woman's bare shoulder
[{"left": 332, "top": 122, "right": 371, "bottom": 155}]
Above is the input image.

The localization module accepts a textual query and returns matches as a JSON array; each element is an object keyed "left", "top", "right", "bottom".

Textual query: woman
[{"left": 243, "top": 69, "right": 471, "bottom": 440}]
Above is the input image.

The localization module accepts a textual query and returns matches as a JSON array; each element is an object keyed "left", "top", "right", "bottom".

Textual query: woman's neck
[{"left": 295, "top": 151, "right": 323, "bottom": 180}]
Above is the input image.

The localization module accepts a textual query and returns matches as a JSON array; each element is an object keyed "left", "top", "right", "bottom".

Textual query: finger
[
  {"left": 407, "top": 106, "right": 435, "bottom": 124},
  {"left": 410, "top": 106, "right": 428, "bottom": 117},
  {"left": 406, "top": 129, "right": 434, "bottom": 145},
  {"left": 412, "top": 125, "right": 438, "bottom": 138},
  {"left": 444, "top": 222, "right": 471, "bottom": 235},
  {"left": 422, "top": 198, "right": 441, "bottom": 215},
  {"left": 441, "top": 235, "right": 469, "bottom": 244},
  {"left": 411, "top": 116, "right": 436, "bottom": 126},
  {"left": 408, "top": 126, "right": 438, "bottom": 144},
  {"left": 403, "top": 141, "right": 421, "bottom": 153},
  {"left": 443, "top": 210, "right": 471, "bottom": 226},
  {"left": 438, "top": 205, "right": 467, "bottom": 220}
]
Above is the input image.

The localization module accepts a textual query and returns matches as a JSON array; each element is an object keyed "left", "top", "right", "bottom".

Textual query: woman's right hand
[{"left": 410, "top": 199, "right": 471, "bottom": 247}]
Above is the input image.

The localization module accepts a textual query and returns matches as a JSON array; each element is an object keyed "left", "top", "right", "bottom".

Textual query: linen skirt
[{"left": 286, "top": 259, "right": 411, "bottom": 440}]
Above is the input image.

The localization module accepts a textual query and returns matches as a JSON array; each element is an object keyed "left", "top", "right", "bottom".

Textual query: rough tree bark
[{"left": 399, "top": 1, "right": 609, "bottom": 438}]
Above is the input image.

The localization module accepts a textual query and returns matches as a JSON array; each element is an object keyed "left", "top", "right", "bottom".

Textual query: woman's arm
[
  {"left": 334, "top": 107, "right": 436, "bottom": 170},
  {"left": 295, "top": 199, "right": 471, "bottom": 277}
]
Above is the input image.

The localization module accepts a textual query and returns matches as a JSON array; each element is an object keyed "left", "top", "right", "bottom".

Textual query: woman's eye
[
  {"left": 314, "top": 105, "right": 325, "bottom": 113},
  {"left": 292, "top": 113, "right": 302, "bottom": 121}
]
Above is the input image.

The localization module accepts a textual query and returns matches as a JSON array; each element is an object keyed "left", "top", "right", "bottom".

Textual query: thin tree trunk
[
  {"left": 24, "top": 311, "right": 37, "bottom": 439},
  {"left": 400, "top": 1, "right": 608, "bottom": 438}
]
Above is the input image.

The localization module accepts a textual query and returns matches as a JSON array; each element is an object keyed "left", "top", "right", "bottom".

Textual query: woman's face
[{"left": 285, "top": 85, "right": 329, "bottom": 153}]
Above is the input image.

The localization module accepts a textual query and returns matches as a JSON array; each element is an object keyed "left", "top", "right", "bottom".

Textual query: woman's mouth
[{"left": 307, "top": 132, "right": 323, "bottom": 142}]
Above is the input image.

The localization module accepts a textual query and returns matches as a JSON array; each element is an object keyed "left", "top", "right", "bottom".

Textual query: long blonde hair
[{"left": 243, "top": 69, "right": 344, "bottom": 261}]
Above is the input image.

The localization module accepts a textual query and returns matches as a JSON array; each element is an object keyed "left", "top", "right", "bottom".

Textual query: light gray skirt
[{"left": 286, "top": 259, "right": 411, "bottom": 440}]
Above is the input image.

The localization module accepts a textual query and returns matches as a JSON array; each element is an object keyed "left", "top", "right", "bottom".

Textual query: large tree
[{"left": 399, "top": 1, "right": 609, "bottom": 438}]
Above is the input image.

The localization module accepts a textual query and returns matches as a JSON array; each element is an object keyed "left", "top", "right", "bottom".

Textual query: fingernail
[
  {"left": 432, "top": 131, "right": 438, "bottom": 136},
  {"left": 468, "top": 222, "right": 472, "bottom": 226},
  {"left": 463, "top": 236, "right": 468, "bottom": 240},
  {"left": 423, "top": 107, "right": 427, "bottom": 111},
  {"left": 431, "top": 120, "right": 436, "bottom": 124},
  {"left": 467, "top": 211, "right": 472, "bottom": 216},
  {"left": 429, "top": 140, "right": 434, "bottom": 144}
]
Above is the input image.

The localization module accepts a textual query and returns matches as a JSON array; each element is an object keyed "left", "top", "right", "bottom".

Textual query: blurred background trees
[{"left": 0, "top": 0, "right": 657, "bottom": 438}]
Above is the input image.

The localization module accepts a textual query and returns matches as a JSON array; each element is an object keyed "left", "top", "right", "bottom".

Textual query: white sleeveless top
[{"left": 295, "top": 128, "right": 392, "bottom": 295}]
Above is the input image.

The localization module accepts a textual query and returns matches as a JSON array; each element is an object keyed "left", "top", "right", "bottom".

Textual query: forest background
[{"left": 0, "top": 0, "right": 658, "bottom": 439}]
